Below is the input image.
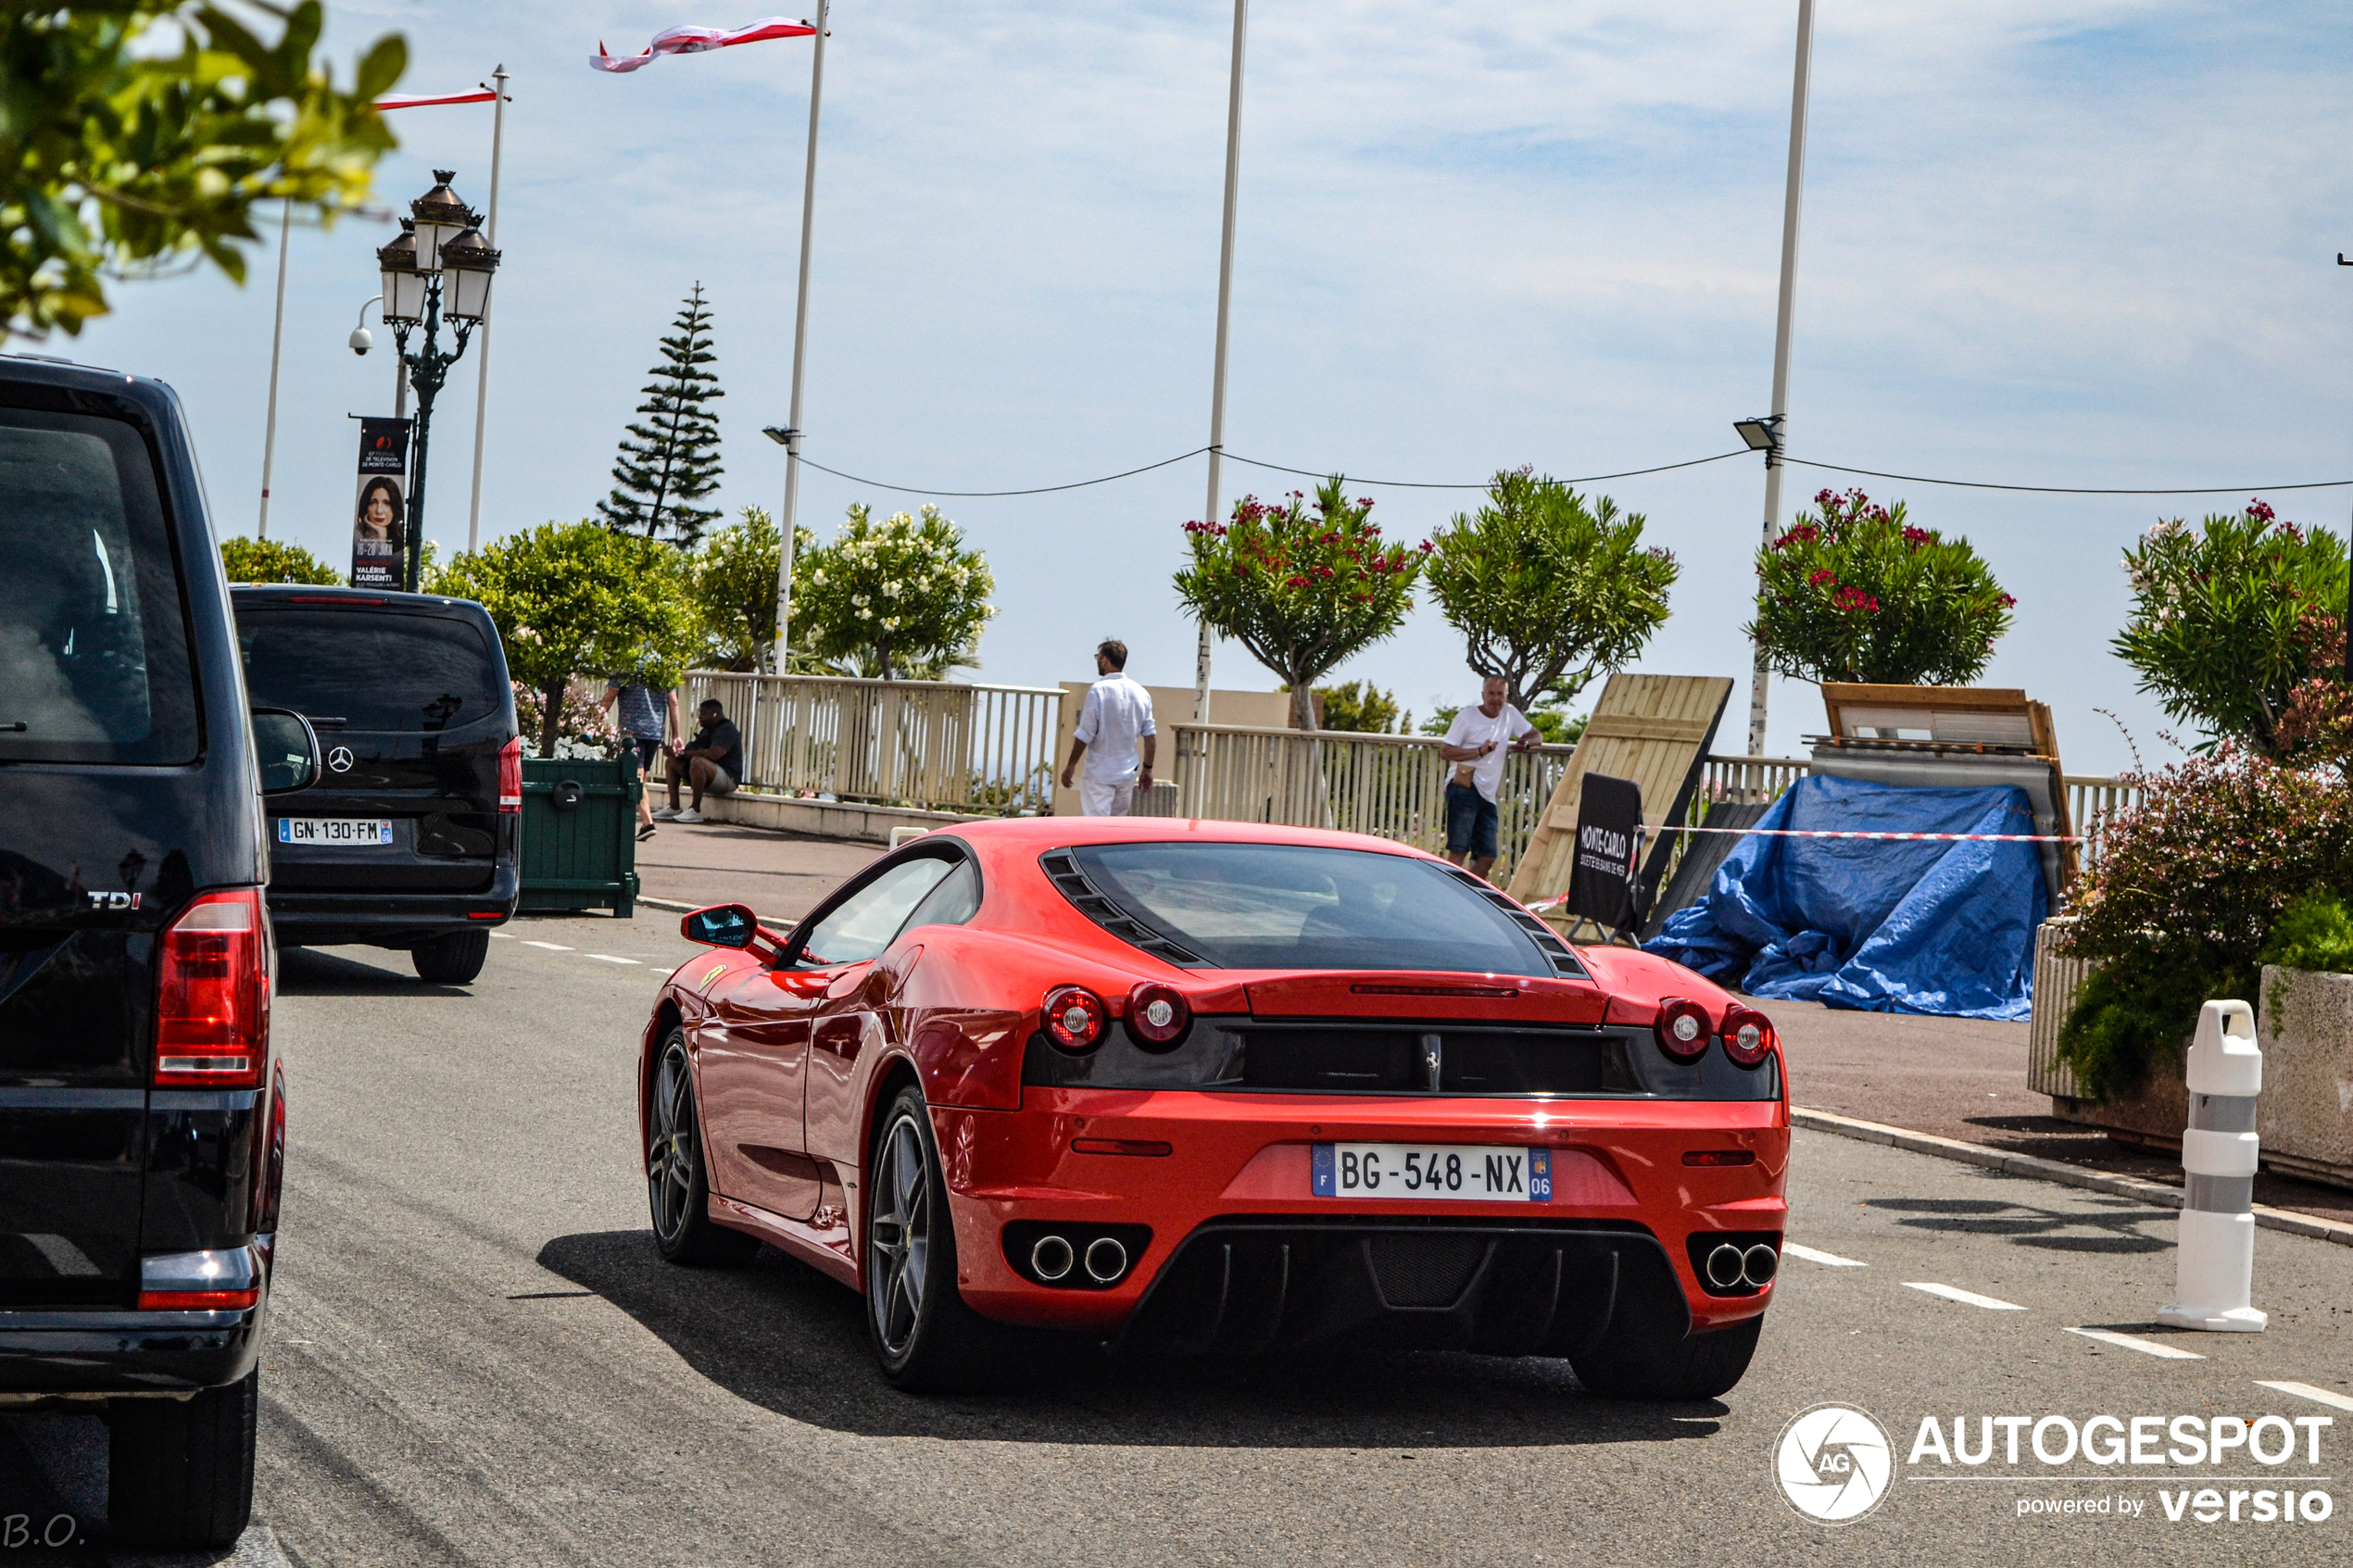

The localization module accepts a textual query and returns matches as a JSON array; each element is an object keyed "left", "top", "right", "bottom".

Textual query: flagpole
[
  {"left": 464, "top": 65, "right": 510, "bottom": 555},
  {"left": 1196, "top": 0, "right": 1249, "bottom": 725},
  {"left": 258, "top": 196, "right": 293, "bottom": 538},
  {"left": 772, "top": 0, "right": 828, "bottom": 673}
]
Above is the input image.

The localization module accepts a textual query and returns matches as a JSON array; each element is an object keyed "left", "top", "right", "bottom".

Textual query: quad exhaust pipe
[
  {"left": 1030, "top": 1234, "right": 1076, "bottom": 1282},
  {"left": 1705, "top": 1241, "right": 1778, "bottom": 1291}
]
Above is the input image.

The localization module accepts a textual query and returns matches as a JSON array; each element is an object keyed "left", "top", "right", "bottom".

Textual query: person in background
[
  {"left": 1060, "top": 638, "right": 1155, "bottom": 816},
  {"left": 1439, "top": 674, "right": 1541, "bottom": 882},
  {"left": 599, "top": 673, "right": 681, "bottom": 842},
  {"left": 654, "top": 698, "right": 742, "bottom": 824}
]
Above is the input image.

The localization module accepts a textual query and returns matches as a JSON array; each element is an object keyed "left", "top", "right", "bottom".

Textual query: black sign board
[
  {"left": 1566, "top": 773, "right": 1646, "bottom": 933},
  {"left": 350, "top": 417, "right": 412, "bottom": 590}
]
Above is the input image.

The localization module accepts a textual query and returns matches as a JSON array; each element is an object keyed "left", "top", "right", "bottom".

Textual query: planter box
[{"left": 2036, "top": 955, "right": 2353, "bottom": 1190}]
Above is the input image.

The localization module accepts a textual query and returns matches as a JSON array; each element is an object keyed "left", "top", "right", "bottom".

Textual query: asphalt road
[{"left": 6, "top": 911, "right": 2350, "bottom": 1566}]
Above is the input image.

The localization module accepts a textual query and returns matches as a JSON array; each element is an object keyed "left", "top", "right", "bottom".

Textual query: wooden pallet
[{"left": 1504, "top": 673, "right": 1734, "bottom": 912}]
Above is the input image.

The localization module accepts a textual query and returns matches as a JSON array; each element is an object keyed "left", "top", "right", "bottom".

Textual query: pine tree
[{"left": 598, "top": 282, "right": 724, "bottom": 545}]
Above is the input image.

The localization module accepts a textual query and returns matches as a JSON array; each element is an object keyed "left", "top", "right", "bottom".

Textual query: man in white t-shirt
[
  {"left": 1440, "top": 675, "right": 1541, "bottom": 880},
  {"left": 1060, "top": 639, "right": 1156, "bottom": 816}
]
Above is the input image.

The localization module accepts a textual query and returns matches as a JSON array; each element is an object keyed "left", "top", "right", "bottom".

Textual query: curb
[{"left": 1790, "top": 1106, "right": 2353, "bottom": 1250}]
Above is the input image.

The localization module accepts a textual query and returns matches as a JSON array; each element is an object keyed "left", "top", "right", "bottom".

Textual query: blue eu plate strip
[{"left": 1311, "top": 1143, "right": 1335, "bottom": 1198}]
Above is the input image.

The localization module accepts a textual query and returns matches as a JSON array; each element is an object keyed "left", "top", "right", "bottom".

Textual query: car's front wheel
[
  {"left": 866, "top": 1085, "right": 1019, "bottom": 1391},
  {"left": 107, "top": 1368, "right": 257, "bottom": 1549},
  {"left": 648, "top": 1031, "right": 759, "bottom": 1267},
  {"left": 412, "top": 929, "right": 489, "bottom": 984},
  {"left": 1570, "top": 1312, "right": 1763, "bottom": 1401}
]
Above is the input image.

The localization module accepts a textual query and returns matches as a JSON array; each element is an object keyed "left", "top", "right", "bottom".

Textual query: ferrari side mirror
[{"left": 682, "top": 903, "right": 759, "bottom": 949}]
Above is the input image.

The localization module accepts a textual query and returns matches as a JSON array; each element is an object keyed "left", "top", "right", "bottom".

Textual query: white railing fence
[{"left": 676, "top": 671, "right": 1063, "bottom": 815}]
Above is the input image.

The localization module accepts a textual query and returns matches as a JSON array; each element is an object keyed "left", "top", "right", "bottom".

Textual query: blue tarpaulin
[{"left": 1642, "top": 774, "right": 2046, "bottom": 1021}]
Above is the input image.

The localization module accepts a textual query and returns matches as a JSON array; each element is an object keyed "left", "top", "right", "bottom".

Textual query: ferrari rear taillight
[
  {"left": 1653, "top": 997, "right": 1711, "bottom": 1063},
  {"left": 155, "top": 888, "right": 267, "bottom": 1088},
  {"left": 498, "top": 734, "right": 523, "bottom": 811},
  {"left": 1721, "top": 1005, "right": 1777, "bottom": 1067},
  {"left": 1126, "top": 982, "right": 1190, "bottom": 1047},
  {"left": 1042, "top": 985, "right": 1107, "bottom": 1052}
]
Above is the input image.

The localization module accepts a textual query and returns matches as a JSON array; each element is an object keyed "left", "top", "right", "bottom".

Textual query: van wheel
[
  {"left": 107, "top": 1368, "right": 258, "bottom": 1549},
  {"left": 1570, "top": 1313, "right": 1763, "bottom": 1401},
  {"left": 648, "top": 1033, "right": 760, "bottom": 1266},
  {"left": 412, "top": 929, "right": 489, "bottom": 984}
]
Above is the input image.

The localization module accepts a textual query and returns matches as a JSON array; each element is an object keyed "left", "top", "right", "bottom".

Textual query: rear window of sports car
[{"left": 1067, "top": 842, "right": 1554, "bottom": 976}]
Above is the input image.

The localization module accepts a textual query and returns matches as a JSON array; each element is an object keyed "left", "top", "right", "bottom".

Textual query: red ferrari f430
[{"left": 636, "top": 818, "right": 1786, "bottom": 1397}]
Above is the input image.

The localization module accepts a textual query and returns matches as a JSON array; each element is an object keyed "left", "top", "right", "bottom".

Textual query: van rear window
[
  {"left": 239, "top": 610, "right": 503, "bottom": 734},
  {"left": 0, "top": 408, "right": 199, "bottom": 765}
]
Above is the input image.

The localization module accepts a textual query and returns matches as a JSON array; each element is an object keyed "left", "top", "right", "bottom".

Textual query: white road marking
[
  {"left": 1905, "top": 1281, "right": 2026, "bottom": 1311},
  {"left": 2064, "top": 1325, "right": 2205, "bottom": 1360},
  {"left": 521, "top": 941, "right": 573, "bottom": 951},
  {"left": 2257, "top": 1380, "right": 2353, "bottom": 1413},
  {"left": 488, "top": 932, "right": 513, "bottom": 939},
  {"left": 585, "top": 954, "right": 640, "bottom": 965},
  {"left": 1783, "top": 1241, "right": 1867, "bottom": 1268}
]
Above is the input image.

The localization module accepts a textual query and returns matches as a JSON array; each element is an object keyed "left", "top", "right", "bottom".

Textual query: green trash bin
[{"left": 519, "top": 755, "right": 641, "bottom": 916}]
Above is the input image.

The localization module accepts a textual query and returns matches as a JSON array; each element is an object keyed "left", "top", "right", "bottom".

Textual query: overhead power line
[
  {"left": 1786, "top": 458, "right": 2353, "bottom": 496},
  {"left": 788, "top": 443, "right": 2353, "bottom": 503}
]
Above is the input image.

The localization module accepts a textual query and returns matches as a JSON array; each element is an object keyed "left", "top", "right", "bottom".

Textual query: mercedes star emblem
[{"left": 327, "top": 746, "right": 354, "bottom": 773}]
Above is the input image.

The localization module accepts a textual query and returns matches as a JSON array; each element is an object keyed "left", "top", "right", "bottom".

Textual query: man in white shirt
[
  {"left": 1439, "top": 675, "right": 1541, "bottom": 880},
  {"left": 1060, "top": 639, "right": 1156, "bottom": 816}
]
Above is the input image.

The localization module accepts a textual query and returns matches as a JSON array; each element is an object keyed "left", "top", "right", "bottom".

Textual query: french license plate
[
  {"left": 1312, "top": 1142, "right": 1551, "bottom": 1202},
  {"left": 278, "top": 818, "right": 394, "bottom": 846}
]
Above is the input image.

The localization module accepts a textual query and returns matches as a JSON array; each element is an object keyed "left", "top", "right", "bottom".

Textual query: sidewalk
[{"left": 623, "top": 820, "right": 2353, "bottom": 1226}]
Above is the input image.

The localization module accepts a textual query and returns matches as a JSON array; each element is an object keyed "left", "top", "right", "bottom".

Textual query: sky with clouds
[{"left": 60, "top": 1, "right": 2353, "bottom": 772}]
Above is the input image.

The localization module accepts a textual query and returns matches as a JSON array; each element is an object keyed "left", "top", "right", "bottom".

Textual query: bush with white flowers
[{"left": 793, "top": 503, "right": 996, "bottom": 681}]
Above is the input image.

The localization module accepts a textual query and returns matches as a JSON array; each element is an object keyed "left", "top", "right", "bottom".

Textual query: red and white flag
[
  {"left": 591, "top": 17, "right": 815, "bottom": 73},
  {"left": 375, "top": 88, "right": 499, "bottom": 110}
]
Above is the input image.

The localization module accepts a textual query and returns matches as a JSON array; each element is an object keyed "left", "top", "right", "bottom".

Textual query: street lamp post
[
  {"left": 771, "top": 0, "right": 831, "bottom": 675},
  {"left": 377, "top": 170, "right": 501, "bottom": 592}
]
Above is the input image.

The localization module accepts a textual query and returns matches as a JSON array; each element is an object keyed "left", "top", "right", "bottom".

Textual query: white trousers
[{"left": 1079, "top": 777, "right": 1136, "bottom": 816}]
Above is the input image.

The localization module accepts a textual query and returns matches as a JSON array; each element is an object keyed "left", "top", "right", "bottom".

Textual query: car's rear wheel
[
  {"left": 412, "top": 929, "right": 489, "bottom": 984},
  {"left": 1570, "top": 1312, "right": 1763, "bottom": 1401},
  {"left": 107, "top": 1369, "right": 257, "bottom": 1549},
  {"left": 866, "top": 1085, "right": 1017, "bottom": 1391},
  {"left": 648, "top": 1031, "right": 759, "bottom": 1267}
]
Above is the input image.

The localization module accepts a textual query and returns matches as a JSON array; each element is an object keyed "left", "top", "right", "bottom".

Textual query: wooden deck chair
[{"left": 1504, "top": 674, "right": 1734, "bottom": 930}]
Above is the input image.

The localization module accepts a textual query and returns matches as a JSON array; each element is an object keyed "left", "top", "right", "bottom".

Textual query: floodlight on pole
[{"left": 1734, "top": 416, "right": 1781, "bottom": 455}]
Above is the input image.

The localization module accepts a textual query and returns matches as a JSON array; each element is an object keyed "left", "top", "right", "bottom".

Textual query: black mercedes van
[
  {"left": 1, "top": 354, "right": 318, "bottom": 1548},
  {"left": 230, "top": 585, "right": 522, "bottom": 983}
]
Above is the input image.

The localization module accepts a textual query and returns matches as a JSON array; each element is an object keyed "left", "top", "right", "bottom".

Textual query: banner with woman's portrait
[{"left": 351, "top": 417, "right": 412, "bottom": 589}]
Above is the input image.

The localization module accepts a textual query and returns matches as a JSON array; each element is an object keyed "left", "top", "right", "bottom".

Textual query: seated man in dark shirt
[{"left": 661, "top": 698, "right": 744, "bottom": 823}]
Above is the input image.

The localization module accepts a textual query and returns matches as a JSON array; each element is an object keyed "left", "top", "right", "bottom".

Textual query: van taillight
[
  {"left": 156, "top": 888, "right": 266, "bottom": 1087},
  {"left": 498, "top": 734, "right": 522, "bottom": 812}
]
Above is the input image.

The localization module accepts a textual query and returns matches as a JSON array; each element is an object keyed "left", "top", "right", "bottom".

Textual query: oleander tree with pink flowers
[
  {"left": 1747, "top": 488, "right": 2015, "bottom": 686},
  {"left": 1173, "top": 474, "right": 1426, "bottom": 730}
]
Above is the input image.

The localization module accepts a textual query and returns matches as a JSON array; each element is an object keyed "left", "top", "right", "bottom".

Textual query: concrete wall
[{"left": 703, "top": 790, "right": 980, "bottom": 845}]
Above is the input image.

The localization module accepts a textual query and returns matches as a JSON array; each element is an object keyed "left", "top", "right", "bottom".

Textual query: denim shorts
[{"left": 1444, "top": 782, "right": 1499, "bottom": 859}]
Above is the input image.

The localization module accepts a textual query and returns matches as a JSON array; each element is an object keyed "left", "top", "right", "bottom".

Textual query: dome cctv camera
[{"left": 349, "top": 326, "right": 373, "bottom": 356}]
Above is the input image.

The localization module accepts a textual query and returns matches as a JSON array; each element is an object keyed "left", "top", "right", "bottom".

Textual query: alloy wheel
[
  {"left": 869, "top": 1112, "right": 931, "bottom": 1355},
  {"left": 648, "top": 1045, "right": 697, "bottom": 1243}
]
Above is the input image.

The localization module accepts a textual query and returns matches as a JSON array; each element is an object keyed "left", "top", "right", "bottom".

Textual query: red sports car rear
[{"left": 637, "top": 818, "right": 1786, "bottom": 1398}]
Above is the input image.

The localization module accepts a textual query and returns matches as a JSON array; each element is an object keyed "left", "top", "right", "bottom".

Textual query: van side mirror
[
  {"left": 251, "top": 708, "right": 321, "bottom": 796},
  {"left": 682, "top": 903, "right": 759, "bottom": 949}
]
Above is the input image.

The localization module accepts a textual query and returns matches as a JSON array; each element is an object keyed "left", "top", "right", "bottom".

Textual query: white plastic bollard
[{"left": 2158, "top": 999, "right": 2266, "bottom": 1333}]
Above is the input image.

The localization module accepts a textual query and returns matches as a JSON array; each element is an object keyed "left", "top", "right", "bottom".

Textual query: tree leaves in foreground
[
  {"left": 794, "top": 503, "right": 995, "bottom": 682},
  {"left": 0, "top": 3, "right": 405, "bottom": 337},
  {"left": 2112, "top": 500, "right": 2347, "bottom": 759},
  {"left": 1423, "top": 469, "right": 1677, "bottom": 715},
  {"left": 1748, "top": 488, "right": 2013, "bottom": 686},
  {"left": 220, "top": 535, "right": 340, "bottom": 584},
  {"left": 435, "top": 521, "right": 698, "bottom": 758},
  {"left": 598, "top": 282, "right": 724, "bottom": 546},
  {"left": 1174, "top": 476, "right": 1423, "bottom": 731}
]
